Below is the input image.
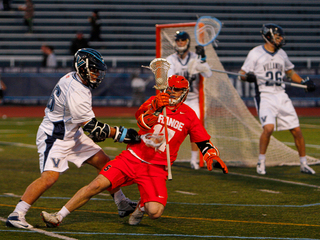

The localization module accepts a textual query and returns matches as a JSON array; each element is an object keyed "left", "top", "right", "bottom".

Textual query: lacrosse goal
[{"left": 156, "top": 22, "right": 319, "bottom": 167}]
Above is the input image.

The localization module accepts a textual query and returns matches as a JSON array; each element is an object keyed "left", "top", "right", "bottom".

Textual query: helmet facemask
[
  {"left": 261, "top": 24, "right": 286, "bottom": 50},
  {"left": 166, "top": 75, "right": 189, "bottom": 110},
  {"left": 74, "top": 48, "right": 107, "bottom": 89},
  {"left": 174, "top": 31, "right": 191, "bottom": 57}
]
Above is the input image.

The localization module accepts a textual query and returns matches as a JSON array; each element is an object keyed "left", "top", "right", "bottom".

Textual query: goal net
[{"left": 156, "top": 22, "right": 319, "bottom": 167}]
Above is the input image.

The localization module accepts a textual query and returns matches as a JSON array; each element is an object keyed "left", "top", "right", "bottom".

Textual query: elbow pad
[{"left": 83, "top": 118, "right": 111, "bottom": 142}]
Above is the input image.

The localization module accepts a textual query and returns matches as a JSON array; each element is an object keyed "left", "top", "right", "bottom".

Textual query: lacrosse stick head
[
  {"left": 141, "top": 133, "right": 165, "bottom": 151},
  {"left": 195, "top": 16, "right": 222, "bottom": 47},
  {"left": 142, "top": 58, "right": 171, "bottom": 91}
]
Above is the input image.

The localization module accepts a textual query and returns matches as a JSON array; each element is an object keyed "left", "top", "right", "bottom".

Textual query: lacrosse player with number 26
[
  {"left": 41, "top": 75, "right": 228, "bottom": 227},
  {"left": 239, "top": 24, "right": 316, "bottom": 175}
]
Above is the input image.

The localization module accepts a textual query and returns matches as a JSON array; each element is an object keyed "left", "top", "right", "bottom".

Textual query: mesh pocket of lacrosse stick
[
  {"left": 141, "top": 133, "right": 165, "bottom": 150},
  {"left": 195, "top": 16, "right": 222, "bottom": 47},
  {"left": 141, "top": 58, "right": 171, "bottom": 91}
]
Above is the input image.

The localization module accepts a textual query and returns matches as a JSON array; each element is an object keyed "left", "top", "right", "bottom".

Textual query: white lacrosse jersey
[
  {"left": 39, "top": 72, "right": 95, "bottom": 140},
  {"left": 241, "top": 45, "right": 294, "bottom": 94},
  {"left": 167, "top": 52, "right": 212, "bottom": 101}
]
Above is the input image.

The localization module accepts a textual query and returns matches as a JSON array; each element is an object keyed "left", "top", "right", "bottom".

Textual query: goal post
[{"left": 155, "top": 22, "right": 319, "bottom": 167}]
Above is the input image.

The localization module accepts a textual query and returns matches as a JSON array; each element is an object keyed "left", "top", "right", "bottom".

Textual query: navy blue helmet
[
  {"left": 261, "top": 23, "right": 286, "bottom": 50},
  {"left": 74, "top": 48, "right": 107, "bottom": 89},
  {"left": 174, "top": 31, "right": 191, "bottom": 56}
]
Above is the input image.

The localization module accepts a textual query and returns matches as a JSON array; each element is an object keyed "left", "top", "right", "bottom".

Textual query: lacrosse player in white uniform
[
  {"left": 167, "top": 31, "right": 212, "bottom": 170},
  {"left": 6, "top": 48, "right": 140, "bottom": 229},
  {"left": 239, "top": 24, "right": 316, "bottom": 175}
]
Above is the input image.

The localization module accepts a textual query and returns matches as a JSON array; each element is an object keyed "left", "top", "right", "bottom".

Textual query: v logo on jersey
[
  {"left": 51, "top": 158, "right": 61, "bottom": 168},
  {"left": 261, "top": 116, "right": 267, "bottom": 123}
]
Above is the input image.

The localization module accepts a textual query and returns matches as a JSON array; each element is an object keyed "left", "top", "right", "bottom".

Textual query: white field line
[
  {"left": 0, "top": 141, "right": 37, "bottom": 149},
  {"left": 0, "top": 230, "right": 318, "bottom": 239},
  {"left": 300, "top": 123, "right": 320, "bottom": 129},
  {"left": 0, "top": 217, "right": 78, "bottom": 240},
  {"left": 227, "top": 171, "right": 320, "bottom": 189},
  {"left": 259, "top": 189, "right": 281, "bottom": 194},
  {"left": 283, "top": 142, "right": 320, "bottom": 149},
  {"left": 175, "top": 190, "right": 198, "bottom": 195}
]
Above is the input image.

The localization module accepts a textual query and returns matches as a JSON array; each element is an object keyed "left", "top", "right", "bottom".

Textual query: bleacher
[{"left": 1, "top": 0, "right": 320, "bottom": 69}]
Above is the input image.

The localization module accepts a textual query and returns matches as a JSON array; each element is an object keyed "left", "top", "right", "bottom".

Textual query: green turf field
[{"left": 0, "top": 117, "right": 320, "bottom": 239}]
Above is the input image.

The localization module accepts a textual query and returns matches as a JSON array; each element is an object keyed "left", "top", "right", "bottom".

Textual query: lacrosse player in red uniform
[{"left": 41, "top": 75, "right": 228, "bottom": 227}]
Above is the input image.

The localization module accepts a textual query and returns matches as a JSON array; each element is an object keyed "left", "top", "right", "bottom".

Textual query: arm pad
[
  {"left": 83, "top": 118, "right": 111, "bottom": 142},
  {"left": 137, "top": 108, "right": 161, "bottom": 130}
]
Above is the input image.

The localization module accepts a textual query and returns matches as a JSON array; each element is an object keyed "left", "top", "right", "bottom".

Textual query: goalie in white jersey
[
  {"left": 239, "top": 23, "right": 316, "bottom": 175},
  {"left": 6, "top": 48, "right": 140, "bottom": 229},
  {"left": 166, "top": 31, "right": 212, "bottom": 170}
]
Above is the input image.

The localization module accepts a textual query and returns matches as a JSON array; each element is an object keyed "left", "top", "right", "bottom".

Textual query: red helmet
[{"left": 167, "top": 75, "right": 189, "bottom": 109}]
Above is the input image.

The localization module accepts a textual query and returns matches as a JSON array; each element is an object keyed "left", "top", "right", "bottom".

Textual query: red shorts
[{"left": 99, "top": 150, "right": 168, "bottom": 207}]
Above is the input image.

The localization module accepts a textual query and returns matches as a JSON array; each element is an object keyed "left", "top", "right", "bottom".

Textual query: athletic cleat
[
  {"left": 300, "top": 163, "right": 316, "bottom": 175},
  {"left": 129, "top": 201, "right": 144, "bottom": 226},
  {"left": 118, "top": 198, "right": 137, "bottom": 218},
  {"left": 41, "top": 211, "right": 62, "bottom": 228},
  {"left": 190, "top": 161, "right": 200, "bottom": 170},
  {"left": 6, "top": 211, "right": 33, "bottom": 229},
  {"left": 257, "top": 160, "right": 266, "bottom": 175}
]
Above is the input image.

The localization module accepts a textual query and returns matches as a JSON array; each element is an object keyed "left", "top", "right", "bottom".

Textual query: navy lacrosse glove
[
  {"left": 195, "top": 45, "right": 206, "bottom": 62},
  {"left": 246, "top": 72, "right": 257, "bottom": 83},
  {"left": 301, "top": 77, "right": 316, "bottom": 92}
]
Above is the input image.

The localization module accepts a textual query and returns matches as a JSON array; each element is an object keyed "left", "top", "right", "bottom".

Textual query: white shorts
[
  {"left": 184, "top": 98, "right": 200, "bottom": 119},
  {"left": 255, "top": 92, "right": 299, "bottom": 131},
  {"left": 37, "top": 128, "right": 101, "bottom": 173}
]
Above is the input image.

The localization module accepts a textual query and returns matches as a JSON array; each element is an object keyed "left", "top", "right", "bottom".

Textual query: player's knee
[
  {"left": 145, "top": 202, "right": 164, "bottom": 220},
  {"left": 87, "top": 175, "right": 110, "bottom": 195},
  {"left": 263, "top": 124, "right": 274, "bottom": 136},
  {"left": 41, "top": 171, "right": 59, "bottom": 187}
]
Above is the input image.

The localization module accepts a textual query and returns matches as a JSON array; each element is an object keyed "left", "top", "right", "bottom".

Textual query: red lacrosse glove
[
  {"left": 204, "top": 147, "right": 228, "bottom": 174},
  {"left": 151, "top": 92, "right": 170, "bottom": 111}
]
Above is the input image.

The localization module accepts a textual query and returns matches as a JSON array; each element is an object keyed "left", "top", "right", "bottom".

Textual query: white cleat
[
  {"left": 300, "top": 163, "right": 316, "bottom": 175},
  {"left": 118, "top": 198, "right": 137, "bottom": 218},
  {"left": 41, "top": 211, "right": 62, "bottom": 228},
  {"left": 129, "top": 201, "right": 144, "bottom": 226},
  {"left": 257, "top": 160, "right": 266, "bottom": 175},
  {"left": 6, "top": 211, "right": 33, "bottom": 229},
  {"left": 190, "top": 161, "right": 200, "bottom": 170}
]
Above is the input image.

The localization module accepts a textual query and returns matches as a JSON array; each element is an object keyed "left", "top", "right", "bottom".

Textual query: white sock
[
  {"left": 113, "top": 189, "right": 126, "bottom": 206},
  {"left": 258, "top": 154, "right": 266, "bottom": 162},
  {"left": 58, "top": 206, "right": 70, "bottom": 220},
  {"left": 14, "top": 201, "right": 31, "bottom": 216},
  {"left": 191, "top": 151, "right": 199, "bottom": 163},
  {"left": 300, "top": 156, "right": 307, "bottom": 164}
]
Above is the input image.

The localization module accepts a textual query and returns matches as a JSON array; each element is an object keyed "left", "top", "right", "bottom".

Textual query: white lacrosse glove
[
  {"left": 188, "top": 58, "right": 211, "bottom": 75},
  {"left": 141, "top": 133, "right": 165, "bottom": 151}
]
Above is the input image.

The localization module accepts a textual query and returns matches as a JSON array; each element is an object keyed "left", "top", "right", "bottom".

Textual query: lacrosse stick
[
  {"left": 142, "top": 58, "right": 173, "bottom": 180},
  {"left": 195, "top": 16, "right": 222, "bottom": 47},
  {"left": 210, "top": 68, "right": 307, "bottom": 89}
]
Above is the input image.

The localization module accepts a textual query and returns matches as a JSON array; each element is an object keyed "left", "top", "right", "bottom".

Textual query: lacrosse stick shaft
[
  {"left": 211, "top": 68, "right": 307, "bottom": 89},
  {"left": 144, "top": 58, "right": 172, "bottom": 180},
  {"left": 163, "top": 107, "right": 172, "bottom": 180}
]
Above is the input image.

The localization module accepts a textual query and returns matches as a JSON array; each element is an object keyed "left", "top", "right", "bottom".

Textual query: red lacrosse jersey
[{"left": 127, "top": 96, "right": 211, "bottom": 166}]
